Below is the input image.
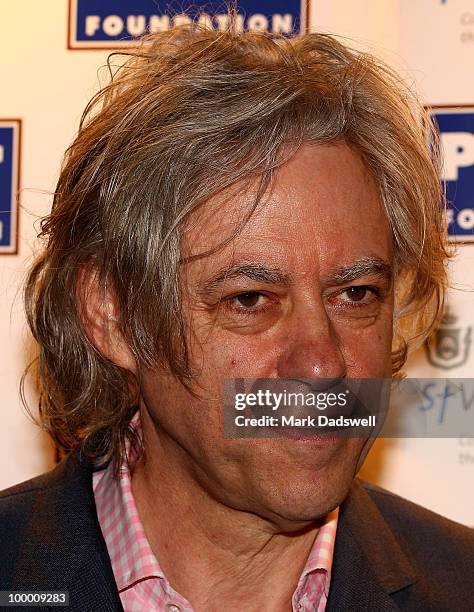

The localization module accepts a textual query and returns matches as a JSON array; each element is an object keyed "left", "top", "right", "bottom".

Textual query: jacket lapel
[
  {"left": 327, "top": 479, "right": 417, "bottom": 611},
  {"left": 11, "top": 453, "right": 123, "bottom": 611}
]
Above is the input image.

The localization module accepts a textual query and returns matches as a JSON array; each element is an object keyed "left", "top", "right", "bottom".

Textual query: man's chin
[
  {"left": 258, "top": 486, "right": 347, "bottom": 531},
  {"left": 251, "top": 458, "right": 357, "bottom": 528}
]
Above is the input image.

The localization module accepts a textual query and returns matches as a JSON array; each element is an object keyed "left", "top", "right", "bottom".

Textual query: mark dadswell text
[{"left": 234, "top": 415, "right": 377, "bottom": 428}]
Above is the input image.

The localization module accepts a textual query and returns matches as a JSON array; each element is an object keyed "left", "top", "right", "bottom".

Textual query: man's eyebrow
[
  {"left": 200, "top": 257, "right": 392, "bottom": 294},
  {"left": 201, "top": 263, "right": 292, "bottom": 293},
  {"left": 323, "top": 257, "right": 393, "bottom": 285}
]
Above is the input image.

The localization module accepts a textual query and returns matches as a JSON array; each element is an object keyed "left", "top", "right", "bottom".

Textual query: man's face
[{"left": 138, "top": 143, "right": 394, "bottom": 527}]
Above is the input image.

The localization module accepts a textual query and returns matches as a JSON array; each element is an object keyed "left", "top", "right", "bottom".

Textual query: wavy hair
[{"left": 24, "top": 25, "right": 450, "bottom": 468}]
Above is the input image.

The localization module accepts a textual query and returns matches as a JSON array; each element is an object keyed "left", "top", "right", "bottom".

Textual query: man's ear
[{"left": 76, "top": 265, "right": 137, "bottom": 374}]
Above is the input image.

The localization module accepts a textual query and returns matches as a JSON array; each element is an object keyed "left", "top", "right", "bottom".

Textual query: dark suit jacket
[{"left": 1, "top": 452, "right": 473, "bottom": 611}]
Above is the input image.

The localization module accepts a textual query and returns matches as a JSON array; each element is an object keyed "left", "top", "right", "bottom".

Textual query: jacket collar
[
  {"left": 327, "top": 478, "right": 417, "bottom": 611},
  {"left": 12, "top": 452, "right": 123, "bottom": 611}
]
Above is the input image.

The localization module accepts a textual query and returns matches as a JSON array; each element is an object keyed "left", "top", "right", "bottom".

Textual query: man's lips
[{"left": 279, "top": 430, "right": 340, "bottom": 442}]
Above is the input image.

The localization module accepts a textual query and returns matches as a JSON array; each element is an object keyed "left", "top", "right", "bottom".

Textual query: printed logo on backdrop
[
  {"left": 424, "top": 311, "right": 472, "bottom": 370},
  {"left": 68, "top": 0, "right": 307, "bottom": 49},
  {"left": 432, "top": 107, "right": 474, "bottom": 242},
  {"left": 0, "top": 120, "right": 21, "bottom": 255},
  {"left": 435, "top": 0, "right": 474, "bottom": 45}
]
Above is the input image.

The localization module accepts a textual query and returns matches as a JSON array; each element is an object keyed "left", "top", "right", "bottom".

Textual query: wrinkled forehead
[{"left": 180, "top": 143, "right": 393, "bottom": 284}]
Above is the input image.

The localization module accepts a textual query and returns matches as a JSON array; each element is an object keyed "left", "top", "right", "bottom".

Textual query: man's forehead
[{"left": 181, "top": 143, "right": 392, "bottom": 280}]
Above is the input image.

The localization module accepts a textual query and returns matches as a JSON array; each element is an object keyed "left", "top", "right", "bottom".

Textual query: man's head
[{"left": 26, "top": 26, "right": 448, "bottom": 523}]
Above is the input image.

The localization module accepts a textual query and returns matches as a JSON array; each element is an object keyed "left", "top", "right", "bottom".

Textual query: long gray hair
[{"left": 24, "top": 25, "right": 449, "bottom": 469}]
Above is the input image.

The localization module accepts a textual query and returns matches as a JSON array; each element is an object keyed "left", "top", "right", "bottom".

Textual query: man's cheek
[
  {"left": 347, "top": 333, "right": 392, "bottom": 376},
  {"left": 206, "top": 341, "right": 275, "bottom": 379}
]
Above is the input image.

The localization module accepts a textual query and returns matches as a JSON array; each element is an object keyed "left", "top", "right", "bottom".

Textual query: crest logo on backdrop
[
  {"left": 0, "top": 121, "right": 21, "bottom": 255},
  {"left": 68, "top": 0, "right": 306, "bottom": 49},
  {"left": 424, "top": 311, "right": 472, "bottom": 370},
  {"left": 432, "top": 107, "right": 474, "bottom": 242}
]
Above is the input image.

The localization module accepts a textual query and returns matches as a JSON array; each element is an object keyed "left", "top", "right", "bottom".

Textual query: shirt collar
[{"left": 93, "top": 453, "right": 165, "bottom": 591}]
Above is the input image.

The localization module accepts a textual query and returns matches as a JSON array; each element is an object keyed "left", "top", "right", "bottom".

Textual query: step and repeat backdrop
[{"left": 0, "top": 0, "right": 473, "bottom": 525}]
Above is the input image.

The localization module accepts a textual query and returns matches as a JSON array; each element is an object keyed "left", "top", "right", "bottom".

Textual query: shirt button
[{"left": 165, "top": 604, "right": 182, "bottom": 612}]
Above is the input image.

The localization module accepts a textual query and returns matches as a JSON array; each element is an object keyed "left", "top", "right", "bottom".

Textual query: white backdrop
[{"left": 0, "top": 1, "right": 473, "bottom": 526}]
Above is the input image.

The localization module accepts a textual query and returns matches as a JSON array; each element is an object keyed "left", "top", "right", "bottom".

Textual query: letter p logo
[{"left": 441, "top": 132, "right": 474, "bottom": 181}]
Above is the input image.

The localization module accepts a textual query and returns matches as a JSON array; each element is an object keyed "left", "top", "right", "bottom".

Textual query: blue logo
[
  {"left": 0, "top": 121, "right": 20, "bottom": 254},
  {"left": 432, "top": 107, "right": 474, "bottom": 242},
  {"left": 69, "top": 0, "right": 304, "bottom": 49}
]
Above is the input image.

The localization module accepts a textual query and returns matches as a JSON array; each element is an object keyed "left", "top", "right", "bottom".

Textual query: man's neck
[{"left": 130, "top": 419, "right": 321, "bottom": 612}]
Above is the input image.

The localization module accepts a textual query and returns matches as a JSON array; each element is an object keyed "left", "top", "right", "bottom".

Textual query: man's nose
[{"left": 276, "top": 305, "right": 346, "bottom": 380}]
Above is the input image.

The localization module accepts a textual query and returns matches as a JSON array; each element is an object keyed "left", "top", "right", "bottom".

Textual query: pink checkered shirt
[{"left": 93, "top": 436, "right": 339, "bottom": 612}]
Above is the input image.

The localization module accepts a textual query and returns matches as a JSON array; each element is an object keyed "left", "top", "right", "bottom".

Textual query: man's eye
[
  {"left": 338, "top": 286, "right": 380, "bottom": 304},
  {"left": 343, "top": 287, "right": 371, "bottom": 302},
  {"left": 231, "top": 292, "right": 266, "bottom": 309}
]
